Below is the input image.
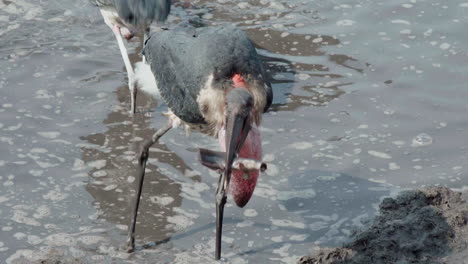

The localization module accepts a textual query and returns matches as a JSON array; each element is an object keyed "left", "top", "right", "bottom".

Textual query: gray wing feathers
[
  {"left": 143, "top": 26, "right": 272, "bottom": 124},
  {"left": 144, "top": 29, "right": 205, "bottom": 123}
]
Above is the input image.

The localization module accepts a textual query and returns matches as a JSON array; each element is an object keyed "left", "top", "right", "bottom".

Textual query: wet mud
[{"left": 298, "top": 187, "right": 468, "bottom": 264}]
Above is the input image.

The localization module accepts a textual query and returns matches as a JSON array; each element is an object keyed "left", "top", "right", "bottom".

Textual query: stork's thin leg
[
  {"left": 126, "top": 120, "right": 173, "bottom": 252},
  {"left": 111, "top": 25, "right": 137, "bottom": 114},
  {"left": 215, "top": 172, "right": 229, "bottom": 260}
]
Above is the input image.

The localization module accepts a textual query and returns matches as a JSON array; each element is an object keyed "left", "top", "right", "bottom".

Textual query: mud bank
[{"left": 298, "top": 187, "right": 468, "bottom": 264}]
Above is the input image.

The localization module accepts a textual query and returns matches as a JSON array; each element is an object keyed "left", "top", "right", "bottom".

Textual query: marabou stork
[
  {"left": 90, "top": 0, "right": 171, "bottom": 113},
  {"left": 126, "top": 25, "right": 273, "bottom": 259}
]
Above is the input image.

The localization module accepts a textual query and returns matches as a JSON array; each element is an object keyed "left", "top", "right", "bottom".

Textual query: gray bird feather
[{"left": 143, "top": 25, "right": 273, "bottom": 124}]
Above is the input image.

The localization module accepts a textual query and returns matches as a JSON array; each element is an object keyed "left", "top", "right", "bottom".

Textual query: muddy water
[{"left": 1, "top": 0, "right": 467, "bottom": 263}]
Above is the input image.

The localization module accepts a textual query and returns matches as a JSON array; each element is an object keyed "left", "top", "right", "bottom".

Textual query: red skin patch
[
  {"left": 232, "top": 74, "right": 247, "bottom": 88},
  {"left": 112, "top": 24, "right": 135, "bottom": 40}
]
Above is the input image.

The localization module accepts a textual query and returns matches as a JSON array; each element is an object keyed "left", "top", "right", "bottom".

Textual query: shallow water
[{"left": 0, "top": 0, "right": 467, "bottom": 263}]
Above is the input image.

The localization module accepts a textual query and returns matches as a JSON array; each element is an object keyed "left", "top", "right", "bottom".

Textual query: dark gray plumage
[
  {"left": 143, "top": 25, "right": 273, "bottom": 124},
  {"left": 128, "top": 25, "right": 273, "bottom": 259},
  {"left": 92, "top": 0, "right": 171, "bottom": 25}
]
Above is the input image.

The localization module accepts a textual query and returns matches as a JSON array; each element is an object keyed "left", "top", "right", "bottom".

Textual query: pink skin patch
[
  {"left": 232, "top": 74, "right": 247, "bottom": 88},
  {"left": 112, "top": 24, "right": 135, "bottom": 40},
  {"left": 218, "top": 126, "right": 262, "bottom": 207}
]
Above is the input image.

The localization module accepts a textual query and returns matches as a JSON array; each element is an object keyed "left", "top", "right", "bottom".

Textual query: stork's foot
[{"left": 124, "top": 237, "right": 135, "bottom": 253}]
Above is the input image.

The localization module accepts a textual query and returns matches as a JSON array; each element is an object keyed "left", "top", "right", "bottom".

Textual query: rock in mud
[{"left": 298, "top": 187, "right": 468, "bottom": 264}]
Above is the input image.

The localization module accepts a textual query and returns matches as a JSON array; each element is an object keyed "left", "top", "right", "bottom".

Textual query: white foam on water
[
  {"left": 243, "top": 209, "right": 258, "bottom": 217},
  {"left": 263, "top": 153, "right": 275, "bottom": 162},
  {"left": 236, "top": 220, "right": 254, "bottom": 228},
  {"left": 0, "top": 196, "right": 9, "bottom": 204},
  {"left": 88, "top": 160, "right": 107, "bottom": 170},
  {"left": 309, "top": 221, "right": 329, "bottom": 231},
  {"left": 45, "top": 233, "right": 77, "bottom": 247},
  {"left": 270, "top": 219, "right": 306, "bottom": 229},
  {"left": 440, "top": 43, "right": 451, "bottom": 50},
  {"left": 102, "top": 184, "right": 117, "bottom": 191},
  {"left": 288, "top": 142, "right": 314, "bottom": 150},
  {"left": 391, "top": 19, "right": 411, "bottom": 25},
  {"left": 368, "top": 150, "right": 392, "bottom": 159},
  {"left": 5, "top": 123, "right": 22, "bottom": 131},
  {"left": 277, "top": 189, "right": 316, "bottom": 200},
  {"left": 51, "top": 139, "right": 72, "bottom": 145},
  {"left": 37, "top": 131, "right": 60, "bottom": 139},
  {"left": 290, "top": 234, "right": 308, "bottom": 241},
  {"left": 173, "top": 207, "right": 199, "bottom": 219},
  {"left": 181, "top": 182, "right": 210, "bottom": 198},
  {"left": 254, "top": 183, "right": 278, "bottom": 200},
  {"left": 167, "top": 215, "right": 194, "bottom": 230},
  {"left": 265, "top": 163, "right": 279, "bottom": 176},
  {"left": 12, "top": 210, "right": 41, "bottom": 226},
  {"left": 30, "top": 148, "right": 48, "bottom": 153},
  {"left": 1, "top": 137, "right": 14, "bottom": 145},
  {"left": 336, "top": 19, "right": 355, "bottom": 26},
  {"left": 6, "top": 249, "right": 46, "bottom": 264},
  {"left": 92, "top": 170, "right": 107, "bottom": 178},
  {"left": 72, "top": 159, "right": 86, "bottom": 171},
  {"left": 14, "top": 232, "right": 27, "bottom": 240},
  {"left": 149, "top": 195, "right": 175, "bottom": 206},
  {"left": 392, "top": 140, "right": 406, "bottom": 146},
  {"left": 411, "top": 133, "right": 433, "bottom": 147},
  {"left": 271, "top": 235, "right": 283, "bottom": 242},
  {"left": 33, "top": 205, "right": 50, "bottom": 219},
  {"left": 180, "top": 193, "right": 211, "bottom": 209},
  {"left": 222, "top": 236, "right": 234, "bottom": 243},
  {"left": 77, "top": 235, "right": 107, "bottom": 246},
  {"left": 47, "top": 154, "right": 65, "bottom": 163},
  {"left": 42, "top": 188, "right": 69, "bottom": 201},
  {"left": 26, "top": 235, "right": 42, "bottom": 245},
  {"left": 271, "top": 243, "right": 297, "bottom": 263},
  {"left": 115, "top": 224, "right": 127, "bottom": 231}
]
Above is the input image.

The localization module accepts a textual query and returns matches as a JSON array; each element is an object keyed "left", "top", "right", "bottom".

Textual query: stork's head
[
  {"left": 217, "top": 86, "right": 263, "bottom": 207},
  {"left": 198, "top": 73, "right": 266, "bottom": 207}
]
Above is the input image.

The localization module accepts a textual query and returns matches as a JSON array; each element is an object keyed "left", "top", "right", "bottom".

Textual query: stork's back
[{"left": 143, "top": 25, "right": 273, "bottom": 125}]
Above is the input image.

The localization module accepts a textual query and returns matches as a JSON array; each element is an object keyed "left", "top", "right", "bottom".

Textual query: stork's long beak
[
  {"left": 224, "top": 106, "right": 251, "bottom": 182},
  {"left": 215, "top": 88, "right": 254, "bottom": 260}
]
